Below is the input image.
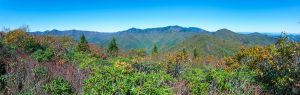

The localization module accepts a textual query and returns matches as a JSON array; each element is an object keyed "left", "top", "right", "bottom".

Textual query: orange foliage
[
  {"left": 35, "top": 35, "right": 75, "bottom": 51},
  {"left": 225, "top": 45, "right": 274, "bottom": 70},
  {"left": 88, "top": 44, "right": 106, "bottom": 59},
  {"left": 4, "top": 29, "right": 29, "bottom": 47},
  {"left": 192, "top": 55, "right": 224, "bottom": 68},
  {"left": 114, "top": 60, "right": 133, "bottom": 72}
]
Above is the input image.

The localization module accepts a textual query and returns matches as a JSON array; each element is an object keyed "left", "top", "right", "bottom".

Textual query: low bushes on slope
[
  {"left": 226, "top": 35, "right": 300, "bottom": 94},
  {"left": 42, "top": 77, "right": 72, "bottom": 95},
  {"left": 31, "top": 48, "right": 54, "bottom": 62},
  {"left": 182, "top": 67, "right": 256, "bottom": 95}
]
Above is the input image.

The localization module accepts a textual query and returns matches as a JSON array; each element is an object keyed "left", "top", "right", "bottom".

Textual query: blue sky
[{"left": 0, "top": 0, "right": 300, "bottom": 33}]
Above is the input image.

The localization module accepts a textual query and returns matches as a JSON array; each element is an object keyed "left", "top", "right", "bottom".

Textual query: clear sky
[{"left": 0, "top": 0, "right": 300, "bottom": 33}]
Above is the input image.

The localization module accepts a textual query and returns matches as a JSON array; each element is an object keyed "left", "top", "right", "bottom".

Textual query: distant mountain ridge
[
  {"left": 169, "top": 29, "right": 277, "bottom": 57},
  {"left": 30, "top": 26, "right": 277, "bottom": 56},
  {"left": 123, "top": 25, "right": 207, "bottom": 32},
  {"left": 31, "top": 26, "right": 207, "bottom": 50}
]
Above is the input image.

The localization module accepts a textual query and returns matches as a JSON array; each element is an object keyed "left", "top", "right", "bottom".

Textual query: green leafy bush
[
  {"left": 0, "top": 41, "right": 8, "bottom": 90},
  {"left": 16, "top": 88, "right": 35, "bottom": 95},
  {"left": 182, "top": 67, "right": 256, "bottom": 95},
  {"left": 31, "top": 48, "right": 54, "bottom": 62},
  {"left": 0, "top": 74, "right": 6, "bottom": 91},
  {"left": 182, "top": 68, "right": 209, "bottom": 94},
  {"left": 64, "top": 50, "right": 102, "bottom": 68},
  {"left": 42, "top": 77, "right": 72, "bottom": 95},
  {"left": 132, "top": 61, "right": 165, "bottom": 73},
  {"left": 129, "top": 72, "right": 174, "bottom": 94},
  {"left": 75, "top": 34, "right": 90, "bottom": 52},
  {"left": 24, "top": 36, "right": 45, "bottom": 53},
  {"left": 32, "top": 66, "right": 48, "bottom": 78},
  {"left": 83, "top": 65, "right": 174, "bottom": 95},
  {"left": 107, "top": 38, "right": 119, "bottom": 57},
  {"left": 129, "top": 49, "right": 147, "bottom": 57}
]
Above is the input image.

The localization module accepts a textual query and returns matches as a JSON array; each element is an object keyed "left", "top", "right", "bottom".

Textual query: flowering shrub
[
  {"left": 226, "top": 35, "right": 300, "bottom": 94},
  {"left": 3, "top": 29, "right": 29, "bottom": 48}
]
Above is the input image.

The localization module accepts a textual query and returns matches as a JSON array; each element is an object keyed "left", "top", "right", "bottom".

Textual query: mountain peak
[
  {"left": 215, "top": 28, "right": 235, "bottom": 34},
  {"left": 213, "top": 28, "right": 237, "bottom": 37},
  {"left": 127, "top": 28, "right": 142, "bottom": 31},
  {"left": 249, "top": 32, "right": 261, "bottom": 35},
  {"left": 216, "top": 28, "right": 232, "bottom": 32},
  {"left": 52, "top": 29, "right": 59, "bottom": 31},
  {"left": 162, "top": 25, "right": 206, "bottom": 32},
  {"left": 164, "top": 25, "right": 184, "bottom": 32},
  {"left": 165, "top": 25, "right": 182, "bottom": 28}
]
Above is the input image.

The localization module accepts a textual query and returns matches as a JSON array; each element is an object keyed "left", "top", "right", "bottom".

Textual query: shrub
[
  {"left": 129, "top": 72, "right": 174, "bottom": 95},
  {"left": 166, "top": 49, "right": 188, "bottom": 78},
  {"left": 64, "top": 50, "right": 102, "bottom": 68},
  {"left": 152, "top": 44, "right": 158, "bottom": 56},
  {"left": 83, "top": 64, "right": 174, "bottom": 94},
  {"left": 24, "top": 36, "right": 45, "bottom": 53},
  {"left": 132, "top": 61, "right": 165, "bottom": 73},
  {"left": 128, "top": 49, "right": 147, "bottom": 57},
  {"left": 42, "top": 77, "right": 72, "bottom": 95},
  {"left": 0, "top": 58, "right": 7, "bottom": 91},
  {"left": 32, "top": 66, "right": 48, "bottom": 78},
  {"left": 226, "top": 35, "right": 300, "bottom": 94},
  {"left": 182, "top": 68, "right": 209, "bottom": 94},
  {"left": 3, "top": 29, "right": 44, "bottom": 53},
  {"left": 107, "top": 38, "right": 118, "bottom": 57},
  {"left": 0, "top": 41, "right": 7, "bottom": 65},
  {"left": 182, "top": 67, "right": 256, "bottom": 95},
  {"left": 0, "top": 41, "right": 8, "bottom": 90},
  {"left": 75, "top": 34, "right": 90, "bottom": 52},
  {"left": 31, "top": 48, "right": 54, "bottom": 62},
  {"left": 3, "top": 29, "right": 29, "bottom": 48},
  {"left": 0, "top": 73, "right": 6, "bottom": 91},
  {"left": 16, "top": 91, "right": 34, "bottom": 95},
  {"left": 83, "top": 66, "right": 130, "bottom": 94}
]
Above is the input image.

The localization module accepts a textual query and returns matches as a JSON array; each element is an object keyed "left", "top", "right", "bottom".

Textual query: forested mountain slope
[
  {"left": 31, "top": 26, "right": 276, "bottom": 56},
  {"left": 167, "top": 29, "right": 277, "bottom": 57}
]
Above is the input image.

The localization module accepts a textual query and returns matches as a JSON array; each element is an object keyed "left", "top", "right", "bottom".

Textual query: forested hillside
[
  {"left": 167, "top": 29, "right": 277, "bottom": 57},
  {"left": 31, "top": 26, "right": 206, "bottom": 52},
  {"left": 31, "top": 26, "right": 276, "bottom": 57}
]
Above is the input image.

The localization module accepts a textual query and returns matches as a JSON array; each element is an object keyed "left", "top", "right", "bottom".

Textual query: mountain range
[{"left": 31, "top": 26, "right": 277, "bottom": 57}]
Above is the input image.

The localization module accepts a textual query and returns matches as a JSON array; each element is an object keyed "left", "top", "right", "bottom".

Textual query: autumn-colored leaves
[{"left": 225, "top": 35, "right": 300, "bottom": 94}]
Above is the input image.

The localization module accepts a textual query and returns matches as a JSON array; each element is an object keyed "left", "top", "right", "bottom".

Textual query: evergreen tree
[
  {"left": 107, "top": 38, "right": 118, "bottom": 56},
  {"left": 193, "top": 48, "right": 199, "bottom": 58},
  {"left": 182, "top": 48, "right": 187, "bottom": 61},
  {"left": 76, "top": 34, "right": 89, "bottom": 52},
  {"left": 152, "top": 44, "right": 158, "bottom": 55}
]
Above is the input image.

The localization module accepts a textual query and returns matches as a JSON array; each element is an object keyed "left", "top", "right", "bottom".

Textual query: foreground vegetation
[{"left": 0, "top": 28, "right": 299, "bottom": 95}]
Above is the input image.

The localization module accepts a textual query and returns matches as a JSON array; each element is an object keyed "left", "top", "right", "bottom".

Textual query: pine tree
[
  {"left": 76, "top": 34, "right": 89, "bottom": 52},
  {"left": 152, "top": 44, "right": 158, "bottom": 55},
  {"left": 107, "top": 38, "right": 118, "bottom": 56},
  {"left": 193, "top": 48, "right": 198, "bottom": 58},
  {"left": 182, "top": 48, "right": 187, "bottom": 60}
]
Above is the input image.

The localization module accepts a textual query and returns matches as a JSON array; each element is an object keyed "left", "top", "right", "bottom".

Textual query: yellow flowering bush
[{"left": 226, "top": 35, "right": 300, "bottom": 94}]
